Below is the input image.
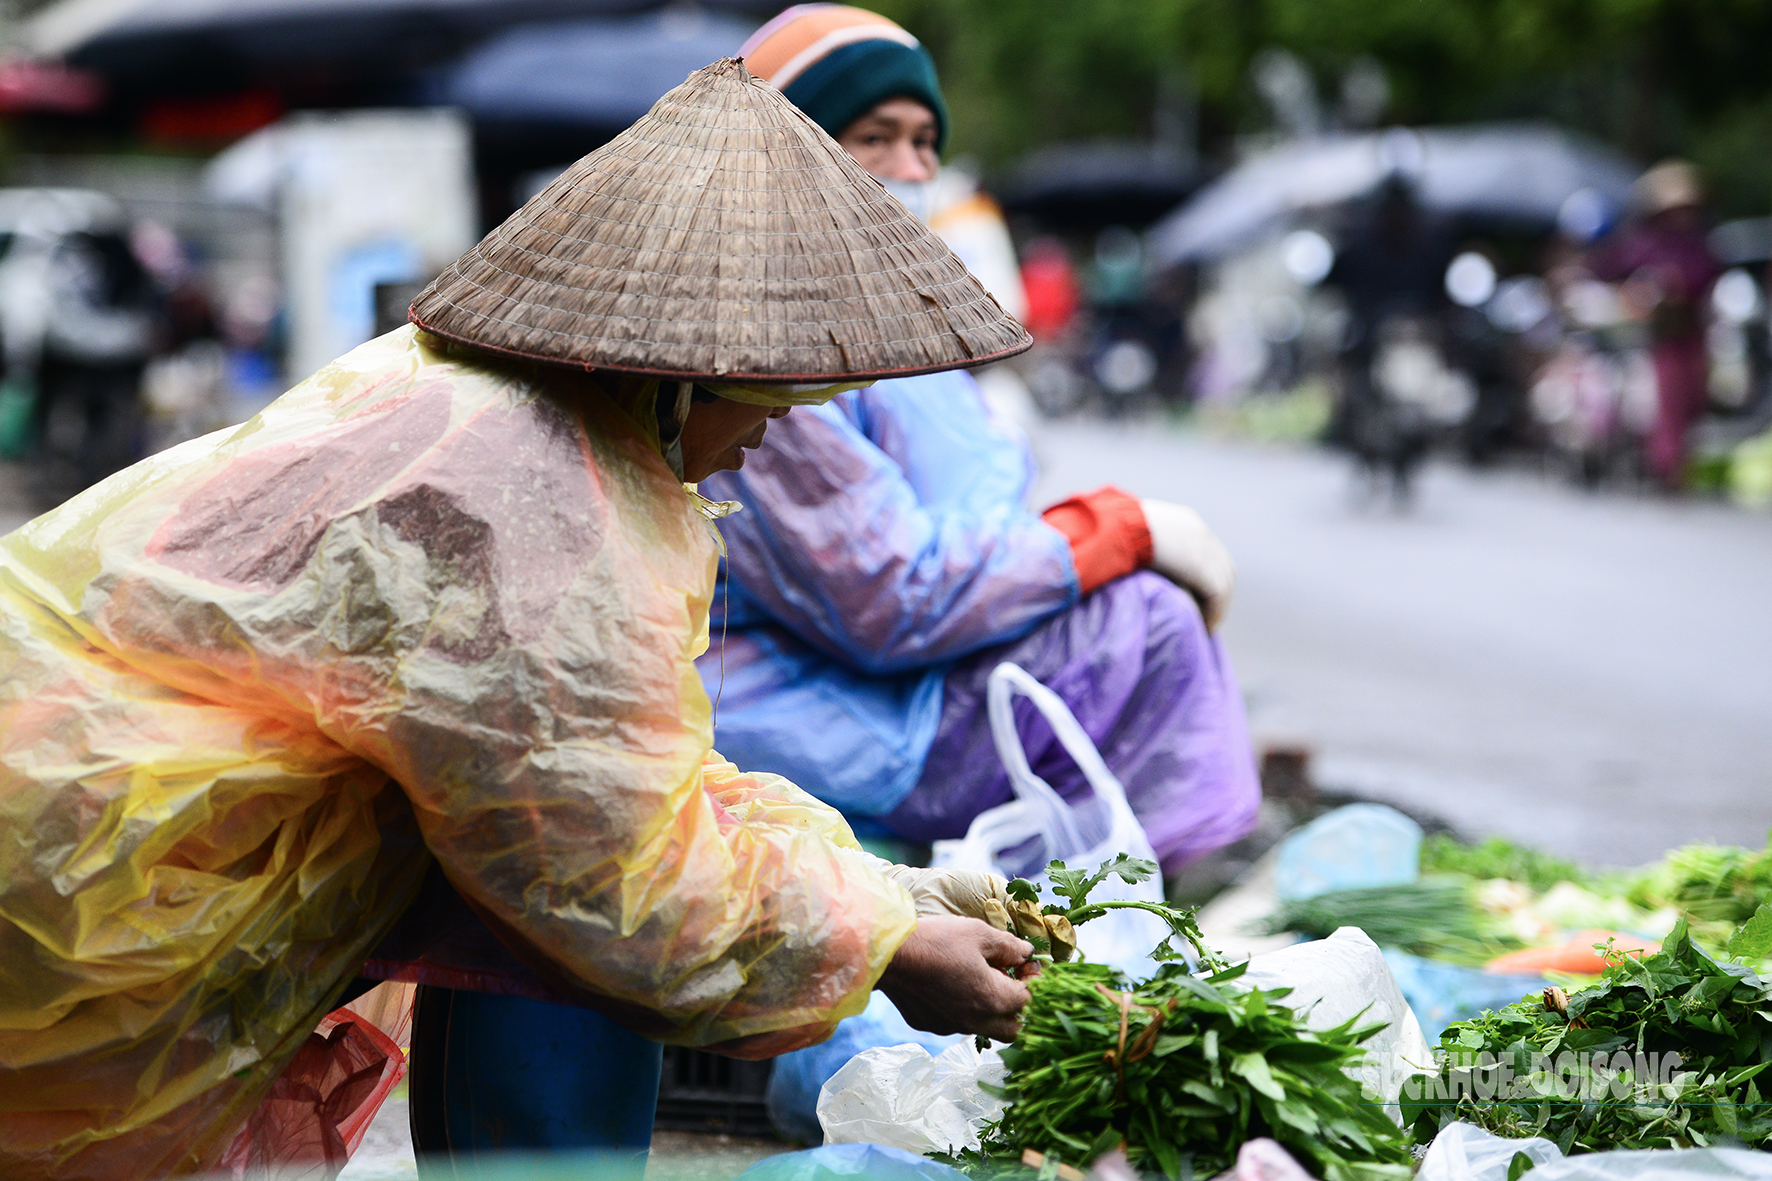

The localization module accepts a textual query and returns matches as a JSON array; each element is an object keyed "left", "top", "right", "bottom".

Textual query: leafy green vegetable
[
  {"left": 972, "top": 959, "right": 1412, "bottom": 1181},
  {"left": 1726, "top": 902, "right": 1772, "bottom": 962},
  {"left": 1405, "top": 918, "right": 1772, "bottom": 1153},
  {"left": 960, "top": 858, "right": 1413, "bottom": 1181},
  {"left": 1626, "top": 839, "right": 1772, "bottom": 953},
  {"left": 1420, "top": 834, "right": 1588, "bottom": 894},
  {"left": 1418, "top": 832, "right": 1772, "bottom": 959},
  {"left": 1045, "top": 853, "right": 1156, "bottom": 910},
  {"left": 1260, "top": 878, "right": 1519, "bottom": 966}
]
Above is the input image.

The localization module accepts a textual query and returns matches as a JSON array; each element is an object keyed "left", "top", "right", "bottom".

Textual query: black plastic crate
[{"left": 654, "top": 1046, "right": 776, "bottom": 1138}]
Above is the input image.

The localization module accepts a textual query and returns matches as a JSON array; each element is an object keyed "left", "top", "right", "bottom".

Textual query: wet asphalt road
[{"left": 1028, "top": 419, "right": 1772, "bottom": 869}]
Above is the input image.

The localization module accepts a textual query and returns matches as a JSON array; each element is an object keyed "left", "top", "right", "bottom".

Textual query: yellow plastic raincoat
[{"left": 0, "top": 326, "right": 917, "bottom": 1178}]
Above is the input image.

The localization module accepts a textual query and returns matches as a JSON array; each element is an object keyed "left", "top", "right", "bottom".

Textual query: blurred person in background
[
  {"left": 1081, "top": 225, "right": 1166, "bottom": 409},
  {"left": 0, "top": 212, "right": 157, "bottom": 498},
  {"left": 1323, "top": 174, "right": 1452, "bottom": 502},
  {"left": 130, "top": 220, "right": 236, "bottom": 454},
  {"left": 711, "top": 5, "right": 1260, "bottom": 876},
  {"left": 1589, "top": 159, "right": 1720, "bottom": 490},
  {"left": 1020, "top": 236, "right": 1081, "bottom": 341}
]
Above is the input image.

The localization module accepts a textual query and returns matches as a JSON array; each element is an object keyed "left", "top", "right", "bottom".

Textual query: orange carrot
[{"left": 1485, "top": 930, "right": 1660, "bottom": 976}]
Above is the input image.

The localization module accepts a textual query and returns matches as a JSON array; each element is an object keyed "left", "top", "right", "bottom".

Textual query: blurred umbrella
[
  {"left": 1711, "top": 218, "right": 1772, "bottom": 268},
  {"left": 995, "top": 141, "right": 1197, "bottom": 232},
  {"left": 23, "top": 0, "right": 751, "bottom": 94},
  {"left": 441, "top": 9, "right": 757, "bottom": 131},
  {"left": 1148, "top": 125, "right": 1637, "bottom": 267}
]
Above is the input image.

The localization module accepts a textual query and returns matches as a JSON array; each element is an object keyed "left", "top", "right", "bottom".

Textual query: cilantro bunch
[{"left": 1420, "top": 834, "right": 1588, "bottom": 894}]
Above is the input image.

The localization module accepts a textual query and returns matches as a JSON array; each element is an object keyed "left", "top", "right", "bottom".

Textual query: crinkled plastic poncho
[{"left": 0, "top": 327, "right": 916, "bottom": 1178}]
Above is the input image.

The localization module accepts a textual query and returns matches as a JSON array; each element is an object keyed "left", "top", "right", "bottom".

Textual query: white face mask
[{"left": 881, "top": 177, "right": 938, "bottom": 225}]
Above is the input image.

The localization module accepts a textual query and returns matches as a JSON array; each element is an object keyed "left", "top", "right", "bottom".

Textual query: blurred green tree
[{"left": 873, "top": 0, "right": 1772, "bottom": 215}]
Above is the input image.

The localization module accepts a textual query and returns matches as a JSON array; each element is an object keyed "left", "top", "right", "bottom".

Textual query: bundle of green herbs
[
  {"left": 1420, "top": 834, "right": 1588, "bottom": 894},
  {"left": 960, "top": 857, "right": 1415, "bottom": 1181},
  {"left": 1404, "top": 911, "right": 1772, "bottom": 1153},
  {"left": 1259, "top": 878, "right": 1520, "bottom": 966},
  {"left": 1420, "top": 831, "right": 1772, "bottom": 957},
  {"left": 1625, "top": 839, "right": 1772, "bottom": 952}
]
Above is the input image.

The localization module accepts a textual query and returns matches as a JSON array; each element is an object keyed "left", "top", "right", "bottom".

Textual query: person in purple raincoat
[
  {"left": 1589, "top": 159, "right": 1721, "bottom": 490},
  {"left": 697, "top": 5, "right": 1261, "bottom": 875}
]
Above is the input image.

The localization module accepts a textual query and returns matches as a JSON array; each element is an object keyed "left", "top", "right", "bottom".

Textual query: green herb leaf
[
  {"left": 1726, "top": 902, "right": 1772, "bottom": 961},
  {"left": 1230, "top": 1051, "right": 1284, "bottom": 1101}
]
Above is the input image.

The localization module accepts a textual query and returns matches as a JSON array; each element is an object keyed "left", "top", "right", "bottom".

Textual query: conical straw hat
[{"left": 411, "top": 56, "right": 1030, "bottom": 384}]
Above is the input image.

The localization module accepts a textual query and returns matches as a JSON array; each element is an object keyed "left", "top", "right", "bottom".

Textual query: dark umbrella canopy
[
  {"left": 442, "top": 9, "right": 758, "bottom": 130},
  {"left": 25, "top": 0, "right": 754, "bottom": 96},
  {"left": 1148, "top": 124, "right": 1638, "bottom": 267},
  {"left": 996, "top": 141, "right": 1197, "bottom": 232}
]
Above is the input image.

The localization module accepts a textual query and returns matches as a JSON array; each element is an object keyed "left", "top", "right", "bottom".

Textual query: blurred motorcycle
[
  {"left": 1334, "top": 312, "right": 1476, "bottom": 503},
  {"left": 1527, "top": 278, "right": 1656, "bottom": 486}
]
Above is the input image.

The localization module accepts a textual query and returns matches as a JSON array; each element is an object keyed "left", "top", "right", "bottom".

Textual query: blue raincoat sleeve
[
  {"left": 702, "top": 370, "right": 1080, "bottom": 673},
  {"left": 696, "top": 370, "right": 1080, "bottom": 817}
]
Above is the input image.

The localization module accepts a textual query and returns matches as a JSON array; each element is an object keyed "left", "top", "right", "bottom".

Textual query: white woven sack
[{"left": 931, "top": 662, "right": 1168, "bottom": 975}]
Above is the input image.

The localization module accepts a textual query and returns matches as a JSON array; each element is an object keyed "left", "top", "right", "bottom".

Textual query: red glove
[
  {"left": 1041, "top": 485, "right": 1152, "bottom": 596},
  {"left": 1043, "top": 486, "right": 1236, "bottom": 629}
]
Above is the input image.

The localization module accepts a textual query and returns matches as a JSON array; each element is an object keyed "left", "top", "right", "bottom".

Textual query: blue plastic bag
[
  {"left": 1381, "top": 949, "right": 1547, "bottom": 1041},
  {"left": 1274, "top": 803, "right": 1423, "bottom": 901},
  {"left": 737, "top": 1143, "right": 968, "bottom": 1181}
]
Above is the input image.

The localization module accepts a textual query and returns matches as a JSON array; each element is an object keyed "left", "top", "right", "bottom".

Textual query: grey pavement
[
  {"left": 1029, "top": 419, "right": 1772, "bottom": 869},
  {"left": 336, "top": 1092, "right": 416, "bottom": 1181}
]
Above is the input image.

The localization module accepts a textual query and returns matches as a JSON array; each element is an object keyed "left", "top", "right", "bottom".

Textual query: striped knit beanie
[{"left": 739, "top": 5, "right": 949, "bottom": 154}]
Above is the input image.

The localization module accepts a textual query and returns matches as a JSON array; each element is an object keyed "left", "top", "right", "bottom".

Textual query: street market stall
[{"left": 778, "top": 818, "right": 1772, "bottom": 1181}]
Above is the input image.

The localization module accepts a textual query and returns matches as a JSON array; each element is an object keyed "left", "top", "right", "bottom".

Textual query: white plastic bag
[
  {"left": 1419, "top": 1122, "right": 1772, "bottom": 1181},
  {"left": 816, "top": 1040, "right": 1007, "bottom": 1155},
  {"left": 1529, "top": 1148, "right": 1772, "bottom": 1181},
  {"left": 1240, "top": 927, "right": 1435, "bottom": 1109},
  {"left": 931, "top": 662, "right": 1168, "bottom": 975},
  {"left": 1418, "top": 1122, "right": 1563, "bottom": 1181}
]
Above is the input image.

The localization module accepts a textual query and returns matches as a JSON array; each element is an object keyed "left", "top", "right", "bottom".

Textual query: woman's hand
[{"left": 878, "top": 915, "right": 1035, "bottom": 1042}]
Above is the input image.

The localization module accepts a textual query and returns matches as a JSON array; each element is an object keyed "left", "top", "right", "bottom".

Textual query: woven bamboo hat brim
[{"left": 411, "top": 56, "right": 1031, "bottom": 384}]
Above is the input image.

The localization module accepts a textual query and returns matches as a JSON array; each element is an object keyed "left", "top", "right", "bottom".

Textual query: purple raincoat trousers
[{"left": 890, "top": 571, "right": 1257, "bottom": 870}]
